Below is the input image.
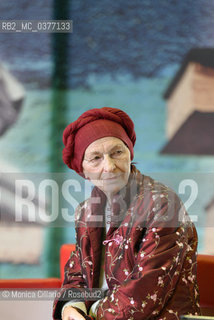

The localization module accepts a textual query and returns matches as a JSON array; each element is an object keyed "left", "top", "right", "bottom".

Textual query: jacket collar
[{"left": 86, "top": 165, "right": 142, "bottom": 287}]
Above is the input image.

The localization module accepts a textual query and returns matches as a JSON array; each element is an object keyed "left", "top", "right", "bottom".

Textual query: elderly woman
[{"left": 53, "top": 107, "right": 200, "bottom": 320}]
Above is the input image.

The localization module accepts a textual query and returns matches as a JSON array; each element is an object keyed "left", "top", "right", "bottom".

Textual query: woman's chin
[{"left": 101, "top": 181, "right": 125, "bottom": 197}]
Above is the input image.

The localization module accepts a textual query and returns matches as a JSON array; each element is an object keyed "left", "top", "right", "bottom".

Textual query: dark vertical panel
[{"left": 47, "top": 0, "right": 70, "bottom": 277}]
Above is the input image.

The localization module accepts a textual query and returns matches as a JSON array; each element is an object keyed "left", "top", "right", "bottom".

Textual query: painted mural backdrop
[{"left": 0, "top": 0, "right": 214, "bottom": 278}]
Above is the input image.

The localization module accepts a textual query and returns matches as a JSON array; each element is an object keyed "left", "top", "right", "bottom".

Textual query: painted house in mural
[
  {"left": 161, "top": 48, "right": 214, "bottom": 254},
  {"left": 204, "top": 198, "right": 214, "bottom": 255},
  {"left": 161, "top": 47, "right": 214, "bottom": 154}
]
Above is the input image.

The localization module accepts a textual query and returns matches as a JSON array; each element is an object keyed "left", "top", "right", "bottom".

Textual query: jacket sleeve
[
  {"left": 96, "top": 196, "right": 199, "bottom": 319},
  {"left": 52, "top": 247, "right": 88, "bottom": 319},
  {"left": 53, "top": 205, "right": 88, "bottom": 320}
]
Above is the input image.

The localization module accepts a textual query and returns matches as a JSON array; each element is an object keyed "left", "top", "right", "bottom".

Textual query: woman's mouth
[{"left": 102, "top": 174, "right": 122, "bottom": 181}]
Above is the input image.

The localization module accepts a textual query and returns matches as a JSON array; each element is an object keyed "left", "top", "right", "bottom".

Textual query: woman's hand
[{"left": 62, "top": 306, "right": 86, "bottom": 320}]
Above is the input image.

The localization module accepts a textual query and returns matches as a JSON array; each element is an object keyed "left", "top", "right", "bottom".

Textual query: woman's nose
[{"left": 103, "top": 155, "right": 116, "bottom": 172}]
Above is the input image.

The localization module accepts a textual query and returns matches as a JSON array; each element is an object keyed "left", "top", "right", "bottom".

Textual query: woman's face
[{"left": 82, "top": 137, "right": 131, "bottom": 198}]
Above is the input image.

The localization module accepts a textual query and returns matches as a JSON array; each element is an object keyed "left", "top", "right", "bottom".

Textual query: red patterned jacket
[{"left": 53, "top": 167, "right": 200, "bottom": 320}]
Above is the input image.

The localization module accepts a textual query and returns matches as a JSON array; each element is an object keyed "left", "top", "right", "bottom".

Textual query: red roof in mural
[{"left": 161, "top": 111, "right": 214, "bottom": 155}]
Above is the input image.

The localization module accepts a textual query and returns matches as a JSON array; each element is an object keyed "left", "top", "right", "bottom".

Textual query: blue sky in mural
[
  {"left": 70, "top": 0, "right": 213, "bottom": 80},
  {"left": 0, "top": 1, "right": 52, "bottom": 87},
  {"left": 68, "top": 0, "right": 214, "bottom": 87},
  {"left": 1, "top": 1, "right": 214, "bottom": 87}
]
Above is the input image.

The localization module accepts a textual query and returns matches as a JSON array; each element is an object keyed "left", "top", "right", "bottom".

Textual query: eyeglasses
[{"left": 83, "top": 148, "right": 126, "bottom": 168}]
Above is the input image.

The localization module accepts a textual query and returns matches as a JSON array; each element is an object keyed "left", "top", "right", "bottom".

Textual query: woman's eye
[
  {"left": 112, "top": 150, "right": 123, "bottom": 157},
  {"left": 92, "top": 156, "right": 101, "bottom": 161}
]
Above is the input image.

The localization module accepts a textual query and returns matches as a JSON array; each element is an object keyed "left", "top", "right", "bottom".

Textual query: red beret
[{"left": 62, "top": 107, "right": 136, "bottom": 175}]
